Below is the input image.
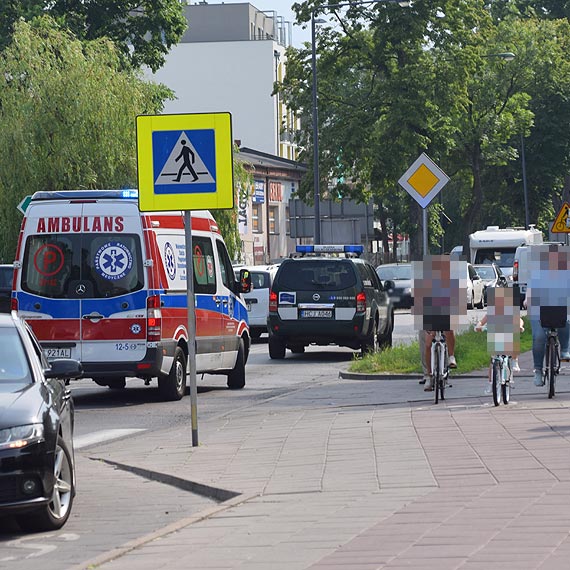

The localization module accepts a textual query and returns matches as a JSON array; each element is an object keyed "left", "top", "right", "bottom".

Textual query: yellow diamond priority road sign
[{"left": 398, "top": 153, "right": 449, "bottom": 208}]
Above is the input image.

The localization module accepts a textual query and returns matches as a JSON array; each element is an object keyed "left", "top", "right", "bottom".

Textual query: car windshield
[
  {"left": 278, "top": 261, "right": 357, "bottom": 291},
  {"left": 22, "top": 233, "right": 144, "bottom": 299},
  {"left": 377, "top": 265, "right": 411, "bottom": 280},
  {"left": 474, "top": 266, "right": 496, "bottom": 279},
  {"left": 474, "top": 249, "right": 515, "bottom": 268},
  {"left": 0, "top": 327, "right": 32, "bottom": 384}
]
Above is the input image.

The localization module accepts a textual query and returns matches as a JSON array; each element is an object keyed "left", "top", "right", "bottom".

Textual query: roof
[{"left": 237, "top": 147, "right": 307, "bottom": 174}]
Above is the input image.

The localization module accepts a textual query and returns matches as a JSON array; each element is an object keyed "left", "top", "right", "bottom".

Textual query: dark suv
[{"left": 267, "top": 246, "right": 394, "bottom": 359}]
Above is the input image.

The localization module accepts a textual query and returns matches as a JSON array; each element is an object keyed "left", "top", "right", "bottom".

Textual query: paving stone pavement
[{"left": 72, "top": 351, "right": 570, "bottom": 570}]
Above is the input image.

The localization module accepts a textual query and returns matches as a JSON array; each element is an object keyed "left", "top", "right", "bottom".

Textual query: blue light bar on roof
[
  {"left": 121, "top": 189, "right": 139, "bottom": 199},
  {"left": 295, "top": 245, "right": 364, "bottom": 254}
]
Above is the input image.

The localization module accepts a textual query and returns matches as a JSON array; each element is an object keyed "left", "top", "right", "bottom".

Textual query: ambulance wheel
[
  {"left": 227, "top": 339, "right": 246, "bottom": 390},
  {"left": 159, "top": 347, "right": 187, "bottom": 401}
]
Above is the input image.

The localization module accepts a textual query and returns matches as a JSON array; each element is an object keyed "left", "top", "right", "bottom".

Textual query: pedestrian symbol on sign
[{"left": 153, "top": 131, "right": 215, "bottom": 193}]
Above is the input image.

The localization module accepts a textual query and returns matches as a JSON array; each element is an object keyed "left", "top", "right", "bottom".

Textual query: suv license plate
[
  {"left": 300, "top": 309, "right": 332, "bottom": 318},
  {"left": 44, "top": 348, "right": 72, "bottom": 360}
]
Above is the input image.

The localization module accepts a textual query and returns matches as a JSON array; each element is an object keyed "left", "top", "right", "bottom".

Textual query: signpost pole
[
  {"left": 422, "top": 208, "right": 428, "bottom": 257},
  {"left": 184, "top": 211, "right": 199, "bottom": 447}
]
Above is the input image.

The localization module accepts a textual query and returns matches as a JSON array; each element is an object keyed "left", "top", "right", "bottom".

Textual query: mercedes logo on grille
[
  {"left": 76, "top": 284, "right": 86, "bottom": 295},
  {"left": 313, "top": 293, "right": 320, "bottom": 301}
]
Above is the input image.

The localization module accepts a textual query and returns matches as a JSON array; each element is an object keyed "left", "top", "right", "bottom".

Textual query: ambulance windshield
[{"left": 21, "top": 234, "right": 144, "bottom": 299}]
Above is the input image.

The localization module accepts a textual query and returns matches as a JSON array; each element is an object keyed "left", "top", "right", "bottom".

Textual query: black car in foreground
[
  {"left": 267, "top": 245, "right": 394, "bottom": 359},
  {"left": 0, "top": 313, "right": 82, "bottom": 532},
  {"left": 376, "top": 263, "right": 412, "bottom": 309}
]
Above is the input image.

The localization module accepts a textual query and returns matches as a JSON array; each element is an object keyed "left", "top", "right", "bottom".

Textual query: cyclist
[
  {"left": 412, "top": 255, "right": 464, "bottom": 391},
  {"left": 475, "top": 287, "right": 524, "bottom": 387},
  {"left": 525, "top": 244, "right": 570, "bottom": 386}
]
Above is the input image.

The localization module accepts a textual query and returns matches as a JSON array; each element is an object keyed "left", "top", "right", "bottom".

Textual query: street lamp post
[
  {"left": 310, "top": 0, "right": 409, "bottom": 245},
  {"left": 311, "top": 11, "right": 322, "bottom": 245}
]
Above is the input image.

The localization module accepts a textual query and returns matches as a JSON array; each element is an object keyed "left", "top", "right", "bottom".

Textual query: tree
[
  {"left": 212, "top": 146, "right": 253, "bottom": 263},
  {"left": 0, "top": 0, "right": 187, "bottom": 71},
  {"left": 0, "top": 17, "right": 173, "bottom": 262},
  {"left": 281, "top": 2, "right": 570, "bottom": 257}
]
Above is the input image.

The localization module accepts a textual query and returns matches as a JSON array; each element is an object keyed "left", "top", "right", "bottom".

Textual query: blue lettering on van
[
  {"left": 164, "top": 242, "right": 176, "bottom": 280},
  {"left": 94, "top": 242, "right": 133, "bottom": 281}
]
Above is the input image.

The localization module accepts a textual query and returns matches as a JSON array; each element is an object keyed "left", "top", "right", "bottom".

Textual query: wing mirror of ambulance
[{"left": 238, "top": 269, "right": 252, "bottom": 294}]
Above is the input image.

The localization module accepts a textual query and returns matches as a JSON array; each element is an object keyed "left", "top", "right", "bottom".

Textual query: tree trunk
[{"left": 377, "top": 200, "right": 390, "bottom": 264}]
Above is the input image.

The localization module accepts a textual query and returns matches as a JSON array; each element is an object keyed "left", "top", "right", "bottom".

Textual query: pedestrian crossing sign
[{"left": 136, "top": 113, "right": 234, "bottom": 212}]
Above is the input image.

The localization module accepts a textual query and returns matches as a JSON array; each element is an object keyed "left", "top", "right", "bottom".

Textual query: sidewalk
[{"left": 73, "top": 352, "right": 570, "bottom": 570}]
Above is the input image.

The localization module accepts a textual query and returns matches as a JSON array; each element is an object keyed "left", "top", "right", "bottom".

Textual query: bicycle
[
  {"left": 430, "top": 330, "right": 449, "bottom": 404},
  {"left": 477, "top": 325, "right": 514, "bottom": 406},
  {"left": 540, "top": 306, "right": 565, "bottom": 399}
]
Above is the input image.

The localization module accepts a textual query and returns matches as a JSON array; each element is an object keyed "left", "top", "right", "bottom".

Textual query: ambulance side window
[
  {"left": 216, "top": 240, "right": 236, "bottom": 294},
  {"left": 193, "top": 237, "right": 216, "bottom": 295}
]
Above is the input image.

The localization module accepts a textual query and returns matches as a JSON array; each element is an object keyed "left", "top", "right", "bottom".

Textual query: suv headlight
[{"left": 0, "top": 423, "right": 44, "bottom": 450}]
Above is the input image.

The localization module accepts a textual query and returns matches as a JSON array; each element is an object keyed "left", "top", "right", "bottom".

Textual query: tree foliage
[
  {"left": 280, "top": 1, "right": 570, "bottom": 258},
  {"left": 0, "top": 0, "right": 187, "bottom": 71},
  {"left": 0, "top": 17, "right": 172, "bottom": 262}
]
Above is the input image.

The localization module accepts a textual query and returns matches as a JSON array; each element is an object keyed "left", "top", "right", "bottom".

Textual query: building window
[
  {"left": 269, "top": 206, "right": 278, "bottom": 234},
  {"left": 286, "top": 206, "right": 290, "bottom": 235},
  {"left": 252, "top": 204, "right": 263, "bottom": 233}
]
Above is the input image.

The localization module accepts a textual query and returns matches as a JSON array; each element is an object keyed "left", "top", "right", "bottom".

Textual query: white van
[
  {"left": 12, "top": 190, "right": 252, "bottom": 400},
  {"left": 469, "top": 225, "right": 543, "bottom": 283},
  {"left": 233, "top": 264, "right": 280, "bottom": 339}
]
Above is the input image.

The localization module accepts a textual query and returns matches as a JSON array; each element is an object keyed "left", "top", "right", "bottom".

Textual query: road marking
[{"left": 74, "top": 429, "right": 146, "bottom": 449}]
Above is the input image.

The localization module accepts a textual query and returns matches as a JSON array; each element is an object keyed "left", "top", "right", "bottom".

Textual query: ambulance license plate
[
  {"left": 300, "top": 309, "right": 332, "bottom": 318},
  {"left": 44, "top": 347, "right": 72, "bottom": 360}
]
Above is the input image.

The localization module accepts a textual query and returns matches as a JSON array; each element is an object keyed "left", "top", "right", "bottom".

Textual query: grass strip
[{"left": 349, "top": 317, "right": 533, "bottom": 374}]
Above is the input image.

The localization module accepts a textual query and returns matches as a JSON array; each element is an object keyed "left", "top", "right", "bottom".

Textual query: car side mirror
[
  {"left": 238, "top": 268, "right": 252, "bottom": 294},
  {"left": 384, "top": 279, "right": 395, "bottom": 290}
]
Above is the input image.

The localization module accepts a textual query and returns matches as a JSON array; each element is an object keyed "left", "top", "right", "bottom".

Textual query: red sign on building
[{"left": 269, "top": 181, "right": 282, "bottom": 202}]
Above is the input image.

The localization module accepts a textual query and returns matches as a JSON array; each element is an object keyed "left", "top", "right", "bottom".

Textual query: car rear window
[
  {"left": 21, "top": 233, "right": 144, "bottom": 299},
  {"left": 277, "top": 261, "right": 357, "bottom": 291}
]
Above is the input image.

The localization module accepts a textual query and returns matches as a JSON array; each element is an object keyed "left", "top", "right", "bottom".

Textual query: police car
[{"left": 267, "top": 245, "right": 394, "bottom": 358}]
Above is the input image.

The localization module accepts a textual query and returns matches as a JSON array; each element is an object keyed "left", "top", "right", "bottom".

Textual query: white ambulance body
[
  {"left": 469, "top": 225, "right": 543, "bottom": 282},
  {"left": 12, "top": 190, "right": 251, "bottom": 400}
]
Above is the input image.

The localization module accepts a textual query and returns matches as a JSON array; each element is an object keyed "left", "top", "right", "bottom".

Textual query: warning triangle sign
[
  {"left": 155, "top": 132, "right": 215, "bottom": 186},
  {"left": 552, "top": 202, "right": 570, "bottom": 233}
]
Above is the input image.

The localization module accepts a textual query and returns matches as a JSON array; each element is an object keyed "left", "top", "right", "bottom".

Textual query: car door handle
[
  {"left": 213, "top": 297, "right": 222, "bottom": 306},
  {"left": 82, "top": 312, "right": 105, "bottom": 320}
]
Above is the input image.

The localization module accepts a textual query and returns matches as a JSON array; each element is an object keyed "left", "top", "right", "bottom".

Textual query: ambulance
[{"left": 12, "top": 189, "right": 252, "bottom": 400}]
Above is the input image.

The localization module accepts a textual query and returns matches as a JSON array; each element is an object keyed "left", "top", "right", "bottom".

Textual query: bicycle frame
[{"left": 431, "top": 331, "right": 448, "bottom": 403}]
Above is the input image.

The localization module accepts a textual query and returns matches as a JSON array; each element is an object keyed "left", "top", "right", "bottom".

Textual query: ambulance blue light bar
[{"left": 296, "top": 245, "right": 364, "bottom": 255}]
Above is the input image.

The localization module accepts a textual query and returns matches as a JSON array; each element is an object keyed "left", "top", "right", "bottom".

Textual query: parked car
[
  {"left": 0, "top": 312, "right": 82, "bottom": 532},
  {"left": 267, "top": 245, "right": 394, "bottom": 358},
  {"left": 473, "top": 263, "right": 508, "bottom": 305},
  {"left": 233, "top": 264, "right": 280, "bottom": 339},
  {"left": 0, "top": 264, "right": 14, "bottom": 313},
  {"left": 467, "top": 263, "right": 485, "bottom": 309},
  {"left": 376, "top": 263, "right": 412, "bottom": 309}
]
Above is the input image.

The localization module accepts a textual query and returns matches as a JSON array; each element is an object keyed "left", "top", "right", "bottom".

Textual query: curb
[{"left": 339, "top": 370, "right": 493, "bottom": 381}]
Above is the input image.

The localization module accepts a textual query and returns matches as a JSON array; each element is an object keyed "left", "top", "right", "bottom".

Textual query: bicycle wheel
[
  {"left": 491, "top": 359, "right": 501, "bottom": 406},
  {"left": 501, "top": 358, "right": 511, "bottom": 405},
  {"left": 439, "top": 346, "right": 447, "bottom": 402},
  {"left": 434, "top": 344, "right": 441, "bottom": 404},
  {"left": 547, "top": 338, "right": 557, "bottom": 399}
]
